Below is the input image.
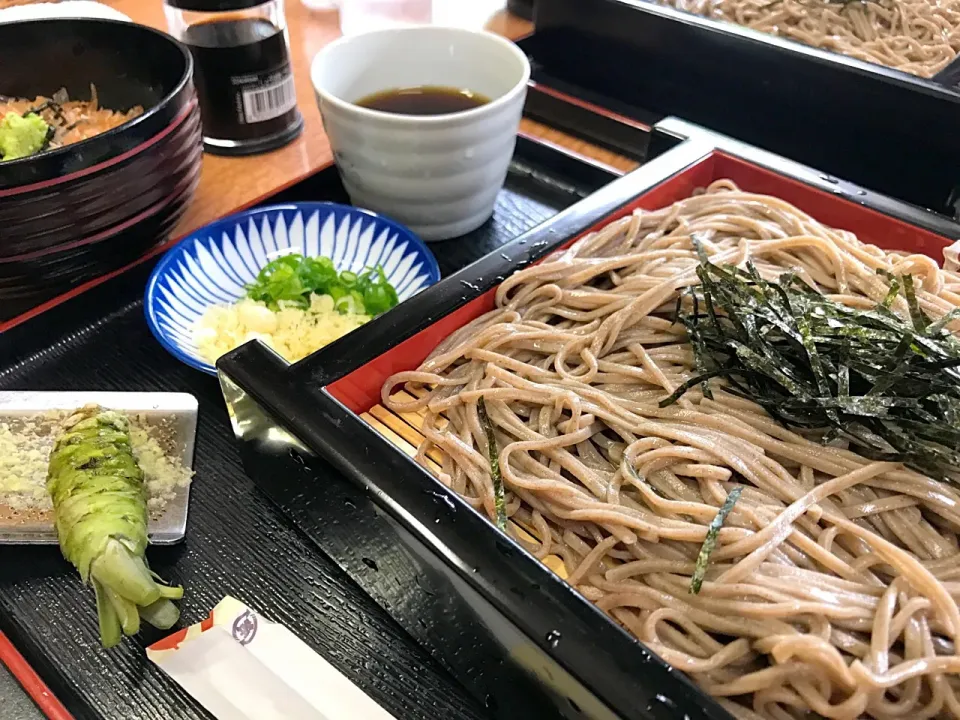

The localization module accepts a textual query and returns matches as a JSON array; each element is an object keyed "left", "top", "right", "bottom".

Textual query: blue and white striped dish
[{"left": 145, "top": 203, "right": 440, "bottom": 375}]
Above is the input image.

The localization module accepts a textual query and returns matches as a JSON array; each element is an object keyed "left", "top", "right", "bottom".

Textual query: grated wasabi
[{"left": 0, "top": 112, "right": 49, "bottom": 160}]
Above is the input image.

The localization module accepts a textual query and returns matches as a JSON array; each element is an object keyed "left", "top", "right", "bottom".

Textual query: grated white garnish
[
  {"left": 0, "top": 420, "right": 52, "bottom": 512},
  {"left": 129, "top": 421, "right": 193, "bottom": 515},
  {"left": 0, "top": 411, "right": 193, "bottom": 519},
  {"left": 194, "top": 294, "right": 370, "bottom": 364}
]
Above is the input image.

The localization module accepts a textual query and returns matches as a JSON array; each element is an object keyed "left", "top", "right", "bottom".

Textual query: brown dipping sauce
[{"left": 355, "top": 86, "right": 490, "bottom": 116}]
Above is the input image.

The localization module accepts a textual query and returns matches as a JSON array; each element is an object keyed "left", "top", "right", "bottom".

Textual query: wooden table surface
[{"left": 102, "top": 0, "right": 636, "bottom": 240}]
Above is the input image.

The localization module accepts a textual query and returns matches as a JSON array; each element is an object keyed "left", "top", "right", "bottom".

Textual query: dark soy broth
[{"left": 355, "top": 86, "right": 490, "bottom": 116}]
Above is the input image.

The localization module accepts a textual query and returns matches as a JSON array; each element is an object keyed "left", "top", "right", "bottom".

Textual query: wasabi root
[{"left": 47, "top": 406, "right": 182, "bottom": 648}]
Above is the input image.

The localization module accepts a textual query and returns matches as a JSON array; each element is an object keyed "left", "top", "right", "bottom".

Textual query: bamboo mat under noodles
[{"left": 361, "top": 388, "right": 569, "bottom": 580}]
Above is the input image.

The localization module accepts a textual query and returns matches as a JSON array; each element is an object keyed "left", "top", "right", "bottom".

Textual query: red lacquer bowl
[{"left": 0, "top": 19, "right": 203, "bottom": 319}]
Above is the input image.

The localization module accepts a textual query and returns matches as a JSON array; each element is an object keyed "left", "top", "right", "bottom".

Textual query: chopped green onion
[{"left": 244, "top": 253, "right": 399, "bottom": 316}]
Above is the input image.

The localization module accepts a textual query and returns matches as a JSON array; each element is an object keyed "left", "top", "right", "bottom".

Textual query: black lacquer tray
[
  {"left": 0, "top": 132, "right": 612, "bottom": 719},
  {"left": 218, "top": 121, "right": 960, "bottom": 720},
  {"left": 521, "top": 0, "right": 960, "bottom": 220}
]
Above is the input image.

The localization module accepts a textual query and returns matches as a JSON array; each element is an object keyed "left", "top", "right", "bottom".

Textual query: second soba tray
[
  {"left": 523, "top": 0, "right": 960, "bottom": 220},
  {"left": 219, "top": 124, "right": 960, "bottom": 720}
]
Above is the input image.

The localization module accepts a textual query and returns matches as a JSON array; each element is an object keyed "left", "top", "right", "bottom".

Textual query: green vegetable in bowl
[
  {"left": 356, "top": 266, "right": 399, "bottom": 315},
  {"left": 47, "top": 406, "right": 183, "bottom": 648},
  {"left": 245, "top": 253, "right": 400, "bottom": 316},
  {"left": 0, "top": 112, "right": 50, "bottom": 161}
]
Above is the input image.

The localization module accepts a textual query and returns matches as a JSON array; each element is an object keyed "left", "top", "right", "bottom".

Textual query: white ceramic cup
[{"left": 310, "top": 26, "right": 530, "bottom": 241}]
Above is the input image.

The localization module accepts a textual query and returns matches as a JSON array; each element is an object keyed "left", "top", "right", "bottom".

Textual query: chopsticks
[{"left": 0, "top": 630, "right": 73, "bottom": 720}]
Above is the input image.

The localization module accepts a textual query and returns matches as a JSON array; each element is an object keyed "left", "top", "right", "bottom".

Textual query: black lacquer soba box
[
  {"left": 217, "top": 120, "right": 960, "bottom": 720},
  {"left": 523, "top": 0, "right": 960, "bottom": 222}
]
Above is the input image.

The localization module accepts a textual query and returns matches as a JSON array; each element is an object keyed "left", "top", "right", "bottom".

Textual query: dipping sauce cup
[{"left": 310, "top": 26, "right": 531, "bottom": 241}]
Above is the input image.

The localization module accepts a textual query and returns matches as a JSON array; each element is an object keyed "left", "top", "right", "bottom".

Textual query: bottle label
[
  {"left": 238, "top": 69, "right": 297, "bottom": 125},
  {"left": 184, "top": 18, "right": 300, "bottom": 142}
]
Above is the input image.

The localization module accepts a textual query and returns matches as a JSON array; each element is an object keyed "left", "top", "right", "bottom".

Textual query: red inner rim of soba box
[{"left": 327, "top": 150, "right": 952, "bottom": 415}]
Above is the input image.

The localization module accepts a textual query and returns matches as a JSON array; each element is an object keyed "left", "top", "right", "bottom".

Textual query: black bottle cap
[
  {"left": 164, "top": 0, "right": 273, "bottom": 11},
  {"left": 507, "top": 0, "right": 534, "bottom": 21}
]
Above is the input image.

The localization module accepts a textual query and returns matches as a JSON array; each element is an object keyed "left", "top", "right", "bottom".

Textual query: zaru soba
[
  {"left": 384, "top": 180, "right": 960, "bottom": 720},
  {"left": 659, "top": 0, "right": 960, "bottom": 78}
]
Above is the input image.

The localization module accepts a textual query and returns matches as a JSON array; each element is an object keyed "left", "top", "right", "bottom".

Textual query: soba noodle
[
  {"left": 659, "top": 0, "right": 960, "bottom": 78},
  {"left": 383, "top": 180, "right": 960, "bottom": 719}
]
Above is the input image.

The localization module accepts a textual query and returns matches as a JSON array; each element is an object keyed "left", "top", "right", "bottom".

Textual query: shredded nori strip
[
  {"left": 690, "top": 486, "right": 742, "bottom": 594},
  {"left": 478, "top": 397, "right": 508, "bottom": 531},
  {"left": 663, "top": 258, "right": 960, "bottom": 480},
  {"left": 623, "top": 459, "right": 665, "bottom": 498}
]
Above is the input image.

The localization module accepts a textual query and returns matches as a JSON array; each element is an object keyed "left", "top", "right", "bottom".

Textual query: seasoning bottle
[
  {"left": 506, "top": 0, "right": 534, "bottom": 21},
  {"left": 164, "top": 0, "right": 304, "bottom": 156}
]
